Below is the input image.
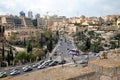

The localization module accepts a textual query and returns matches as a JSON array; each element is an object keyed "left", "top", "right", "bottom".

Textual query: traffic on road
[{"left": 0, "top": 34, "right": 99, "bottom": 78}]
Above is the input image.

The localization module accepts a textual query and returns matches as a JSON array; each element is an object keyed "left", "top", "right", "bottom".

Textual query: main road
[
  {"left": 50, "top": 34, "right": 97, "bottom": 63},
  {"left": 0, "top": 34, "right": 97, "bottom": 78}
]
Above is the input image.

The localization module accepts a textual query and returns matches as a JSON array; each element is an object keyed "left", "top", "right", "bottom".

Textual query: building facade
[{"left": 28, "top": 11, "right": 33, "bottom": 19}]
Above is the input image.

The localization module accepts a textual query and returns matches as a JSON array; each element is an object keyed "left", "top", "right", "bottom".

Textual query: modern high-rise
[
  {"left": 35, "top": 13, "right": 40, "bottom": 19},
  {"left": 20, "top": 11, "right": 25, "bottom": 17},
  {"left": 28, "top": 11, "right": 33, "bottom": 19}
]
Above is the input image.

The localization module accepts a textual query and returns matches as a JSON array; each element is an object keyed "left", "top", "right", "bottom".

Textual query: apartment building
[
  {"left": 22, "top": 17, "right": 33, "bottom": 27},
  {"left": 117, "top": 17, "right": 120, "bottom": 29},
  {"left": 0, "top": 15, "right": 33, "bottom": 28},
  {"left": 4, "top": 27, "right": 42, "bottom": 41},
  {"left": 1, "top": 15, "right": 14, "bottom": 26}
]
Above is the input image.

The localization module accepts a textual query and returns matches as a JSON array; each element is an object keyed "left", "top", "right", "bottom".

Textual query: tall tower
[
  {"left": 28, "top": 11, "right": 33, "bottom": 19},
  {"left": 35, "top": 13, "right": 40, "bottom": 19},
  {"left": 20, "top": 11, "right": 25, "bottom": 17}
]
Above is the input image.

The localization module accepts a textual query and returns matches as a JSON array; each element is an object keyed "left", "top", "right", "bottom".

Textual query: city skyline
[{"left": 0, "top": 0, "right": 120, "bottom": 17}]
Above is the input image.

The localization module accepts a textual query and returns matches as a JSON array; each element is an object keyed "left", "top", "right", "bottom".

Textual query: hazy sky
[{"left": 0, "top": 0, "right": 120, "bottom": 17}]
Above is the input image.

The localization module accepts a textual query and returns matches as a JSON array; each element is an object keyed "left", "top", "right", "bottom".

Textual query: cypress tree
[
  {"left": 47, "top": 39, "right": 53, "bottom": 52},
  {"left": 85, "top": 38, "right": 91, "bottom": 51},
  {"left": 7, "top": 51, "right": 10, "bottom": 66},
  {"left": 10, "top": 47, "right": 13, "bottom": 61},
  {"left": 27, "top": 41, "right": 32, "bottom": 53},
  {"left": 0, "top": 26, "right": 1, "bottom": 33},
  {"left": 2, "top": 26, "right": 5, "bottom": 33},
  {"left": 2, "top": 42, "right": 5, "bottom": 61}
]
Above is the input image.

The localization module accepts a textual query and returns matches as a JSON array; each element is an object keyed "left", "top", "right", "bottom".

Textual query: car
[
  {"left": 53, "top": 53, "right": 58, "bottom": 56},
  {"left": 96, "top": 53, "right": 100, "bottom": 57},
  {"left": 67, "top": 48, "right": 69, "bottom": 50},
  {"left": 32, "top": 64, "right": 38, "bottom": 68},
  {"left": 32, "top": 62, "right": 42, "bottom": 68},
  {"left": 10, "top": 70, "right": 20, "bottom": 75},
  {"left": 84, "top": 55, "right": 89, "bottom": 60},
  {"left": 69, "top": 49, "right": 80, "bottom": 56},
  {"left": 37, "top": 60, "right": 53, "bottom": 69},
  {"left": 22, "top": 65, "right": 29, "bottom": 70},
  {"left": 49, "top": 61, "right": 58, "bottom": 67},
  {"left": 38, "top": 60, "right": 44, "bottom": 65},
  {"left": 59, "top": 60, "right": 66, "bottom": 65},
  {"left": 79, "top": 59, "right": 88, "bottom": 64},
  {"left": 0, "top": 72, "right": 7, "bottom": 78},
  {"left": 10, "top": 69, "right": 19, "bottom": 73},
  {"left": 37, "top": 64, "right": 46, "bottom": 69},
  {"left": 23, "top": 67, "right": 32, "bottom": 72}
]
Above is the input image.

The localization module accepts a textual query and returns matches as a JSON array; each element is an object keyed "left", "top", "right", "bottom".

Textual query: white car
[
  {"left": 22, "top": 65, "right": 29, "bottom": 70},
  {"left": 37, "top": 60, "right": 53, "bottom": 69},
  {"left": 79, "top": 59, "right": 88, "bottom": 64},
  {"left": 10, "top": 70, "right": 20, "bottom": 75},
  {"left": 32, "top": 64, "right": 39, "bottom": 68},
  {"left": 10, "top": 69, "right": 19, "bottom": 73}
]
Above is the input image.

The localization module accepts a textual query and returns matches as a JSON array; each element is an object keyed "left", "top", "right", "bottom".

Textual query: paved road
[
  {"left": 50, "top": 34, "right": 97, "bottom": 63},
  {"left": 0, "top": 34, "right": 98, "bottom": 78}
]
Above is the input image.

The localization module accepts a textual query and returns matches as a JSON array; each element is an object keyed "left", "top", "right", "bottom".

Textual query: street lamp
[{"left": 60, "top": 52, "right": 64, "bottom": 67}]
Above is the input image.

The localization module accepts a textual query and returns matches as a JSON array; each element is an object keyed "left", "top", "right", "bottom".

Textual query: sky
[{"left": 0, "top": 0, "right": 120, "bottom": 17}]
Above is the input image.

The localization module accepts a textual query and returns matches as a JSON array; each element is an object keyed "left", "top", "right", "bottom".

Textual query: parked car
[
  {"left": 10, "top": 69, "right": 19, "bottom": 73},
  {"left": 10, "top": 70, "right": 20, "bottom": 75},
  {"left": 59, "top": 60, "right": 66, "bottom": 65},
  {"left": 49, "top": 61, "right": 58, "bottom": 67},
  {"left": 84, "top": 55, "right": 89, "bottom": 60},
  {"left": 79, "top": 59, "right": 88, "bottom": 64},
  {"left": 32, "top": 63, "right": 39, "bottom": 68},
  {"left": 38, "top": 60, "right": 44, "bottom": 65},
  {"left": 53, "top": 53, "right": 58, "bottom": 56},
  {"left": 23, "top": 66, "right": 32, "bottom": 72},
  {"left": 22, "top": 65, "right": 29, "bottom": 70},
  {"left": 0, "top": 72, "right": 7, "bottom": 78},
  {"left": 37, "top": 60, "right": 53, "bottom": 69},
  {"left": 96, "top": 53, "right": 100, "bottom": 57},
  {"left": 37, "top": 64, "right": 46, "bottom": 69}
]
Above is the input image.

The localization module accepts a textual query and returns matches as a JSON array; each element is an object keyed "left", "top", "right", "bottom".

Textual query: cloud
[
  {"left": 0, "top": 0, "right": 120, "bottom": 17},
  {"left": 103, "top": 5, "right": 113, "bottom": 11}
]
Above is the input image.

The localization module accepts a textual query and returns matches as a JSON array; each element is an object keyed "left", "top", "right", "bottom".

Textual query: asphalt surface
[{"left": 0, "top": 34, "right": 98, "bottom": 78}]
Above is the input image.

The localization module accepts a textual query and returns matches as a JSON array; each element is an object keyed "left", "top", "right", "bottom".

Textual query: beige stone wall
[
  {"left": 102, "top": 48, "right": 120, "bottom": 61},
  {"left": 89, "top": 59, "right": 120, "bottom": 80},
  {"left": 2, "top": 48, "right": 120, "bottom": 80}
]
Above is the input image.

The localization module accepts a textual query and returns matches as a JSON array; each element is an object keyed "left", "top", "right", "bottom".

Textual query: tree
[
  {"left": 114, "top": 33, "right": 120, "bottom": 48},
  {"left": 88, "top": 31, "right": 95, "bottom": 37},
  {"left": 44, "top": 30, "right": 52, "bottom": 38},
  {"left": 2, "top": 42, "right": 5, "bottom": 61},
  {"left": 7, "top": 51, "right": 10, "bottom": 66},
  {"left": 56, "top": 30, "right": 59, "bottom": 36},
  {"left": 23, "top": 38, "right": 26, "bottom": 47},
  {"left": 0, "top": 26, "right": 1, "bottom": 33},
  {"left": 85, "top": 38, "right": 91, "bottom": 51},
  {"left": 47, "top": 39, "right": 53, "bottom": 52},
  {"left": 2, "top": 26, "right": 5, "bottom": 33},
  {"left": 15, "top": 51, "right": 28, "bottom": 64},
  {"left": 110, "top": 41, "right": 117, "bottom": 49},
  {"left": 9, "top": 47, "right": 13, "bottom": 61},
  {"left": 0, "top": 53, "right": 2, "bottom": 66},
  {"left": 33, "top": 49, "right": 45, "bottom": 61},
  {"left": 27, "top": 41, "right": 32, "bottom": 53},
  {"left": 90, "top": 42, "right": 104, "bottom": 53},
  {"left": 6, "top": 47, "right": 14, "bottom": 66}
]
